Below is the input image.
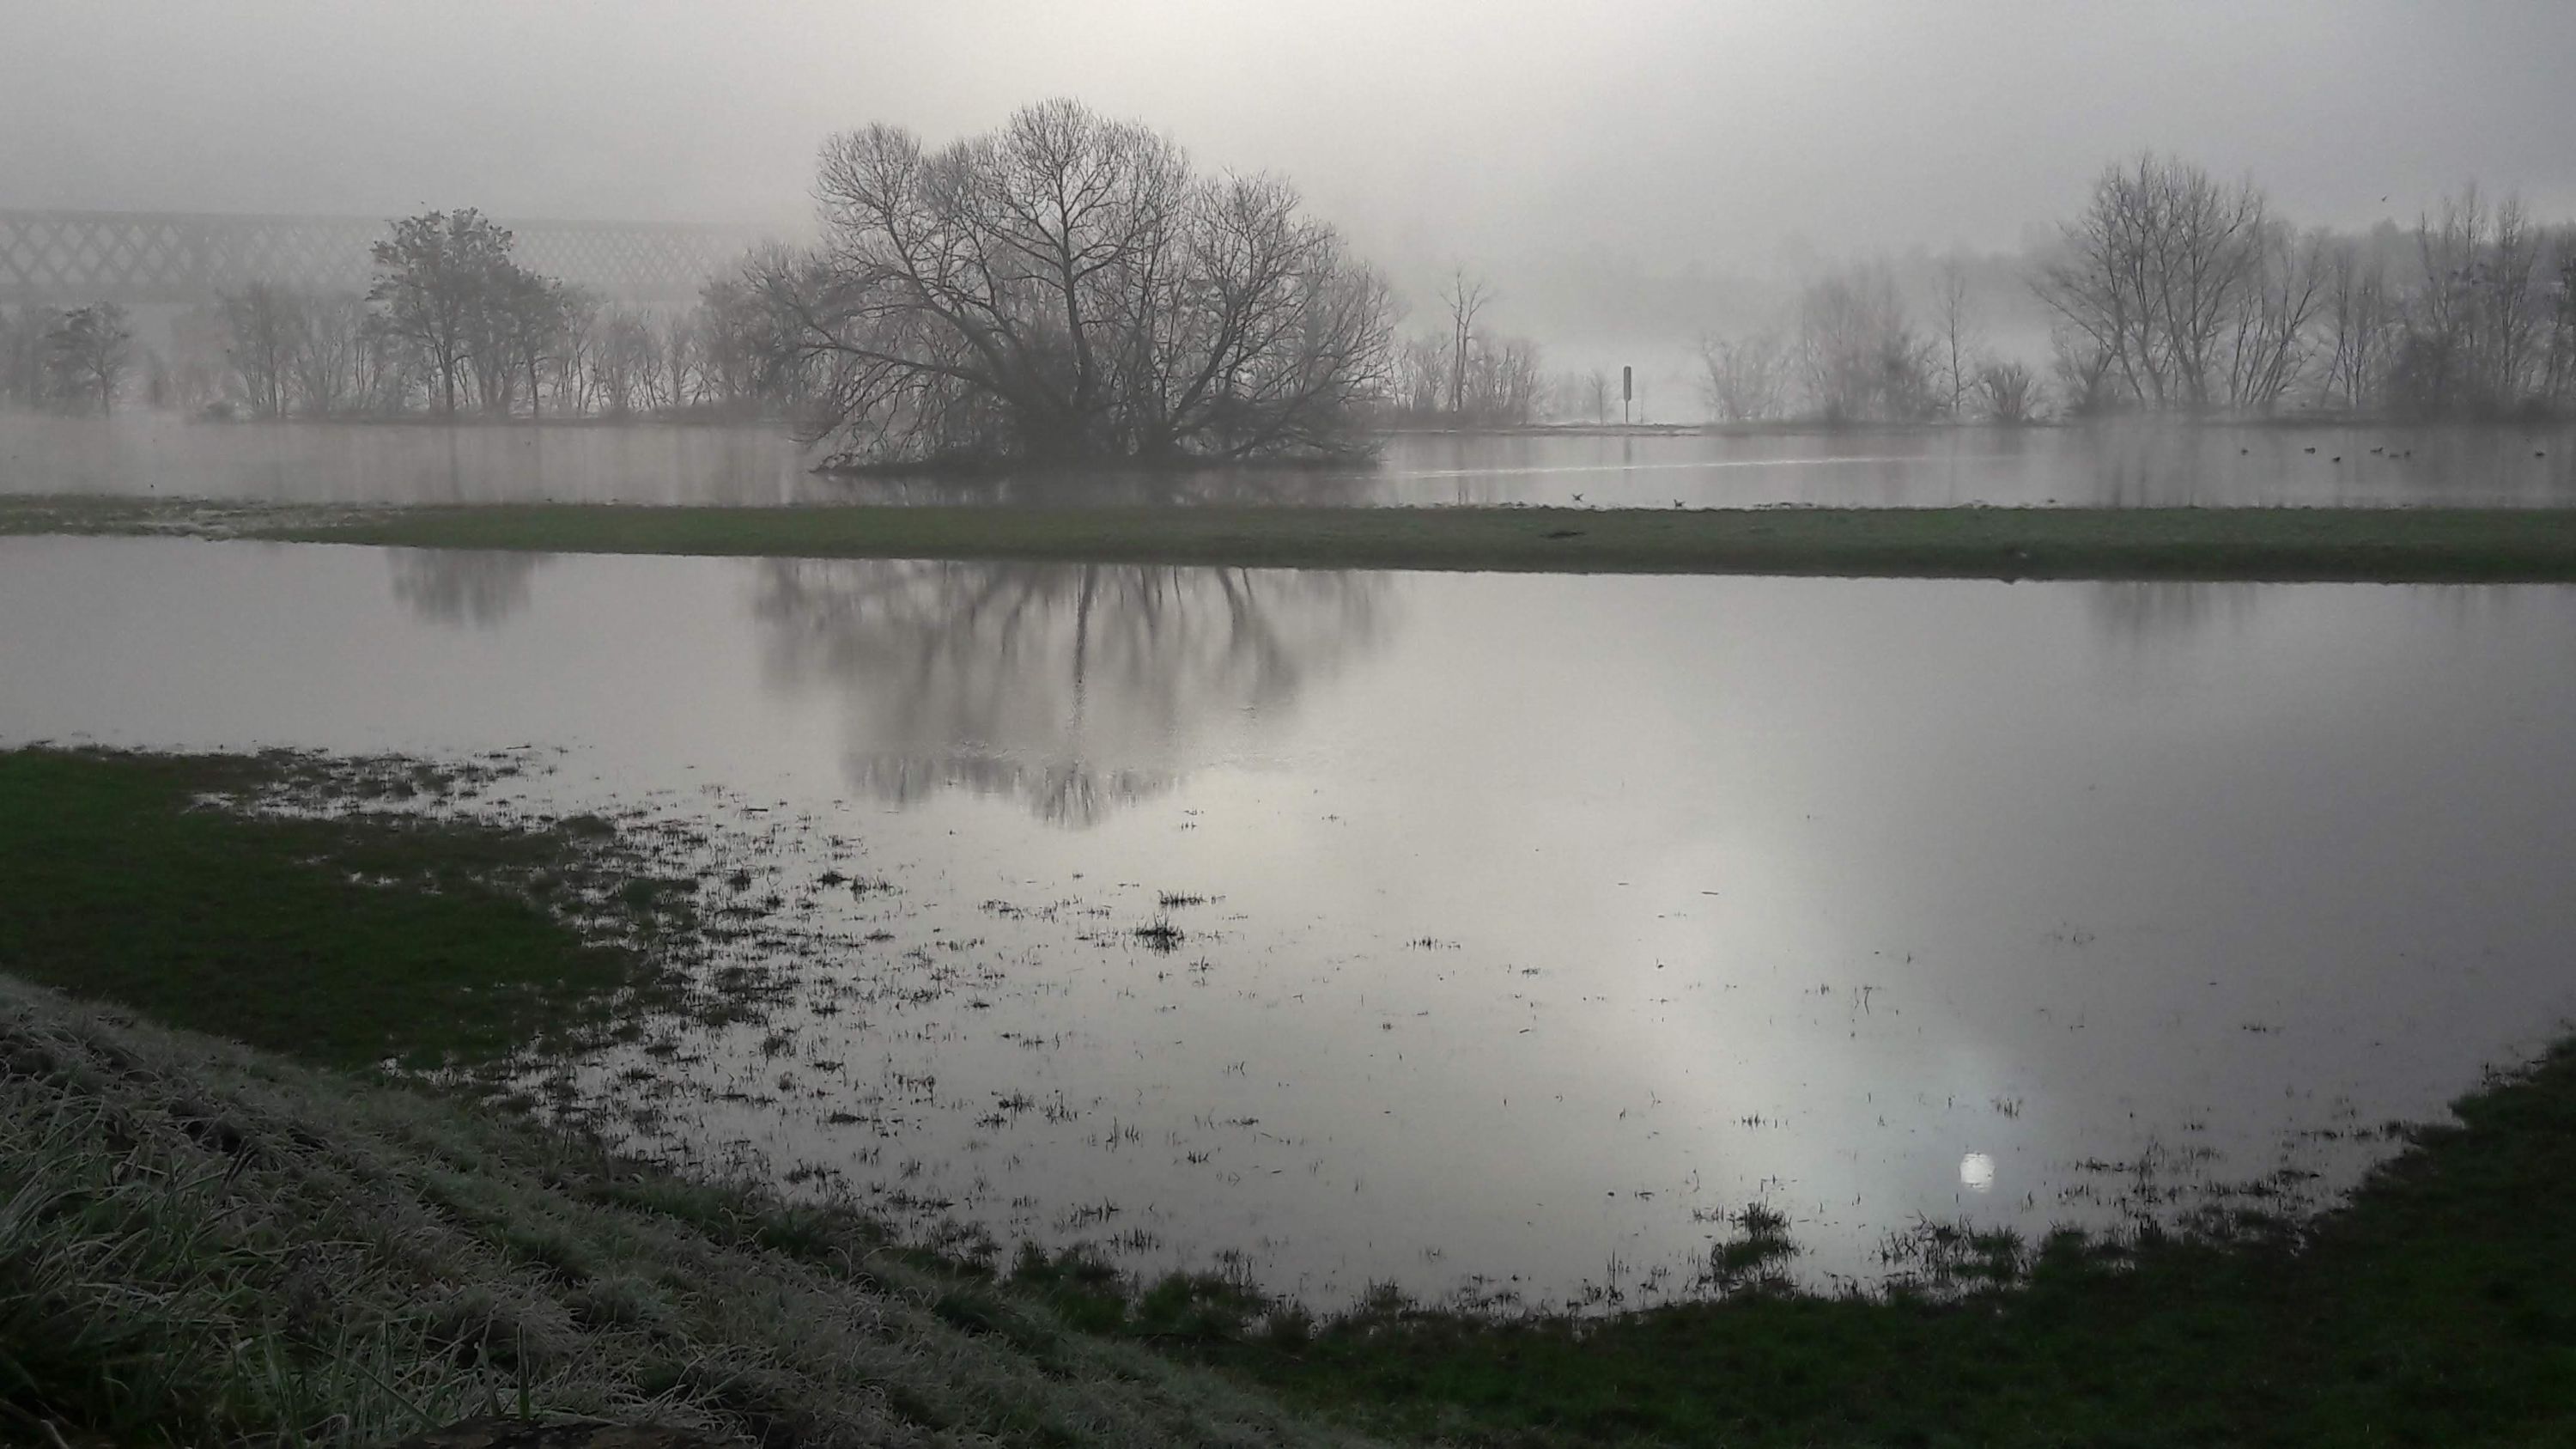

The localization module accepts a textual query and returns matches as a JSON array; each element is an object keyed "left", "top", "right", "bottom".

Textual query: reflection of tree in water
[
  {"left": 2081, "top": 427, "right": 2219, "bottom": 508},
  {"left": 844, "top": 753, "right": 1170, "bottom": 830},
  {"left": 797, "top": 464, "right": 1386, "bottom": 508},
  {"left": 753, "top": 560, "right": 1392, "bottom": 825},
  {"left": 2087, "top": 581, "right": 2265, "bottom": 648},
  {"left": 388, "top": 551, "right": 550, "bottom": 627}
]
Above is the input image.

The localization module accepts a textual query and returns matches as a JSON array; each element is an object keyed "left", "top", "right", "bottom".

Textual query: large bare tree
[
  {"left": 2318, "top": 237, "right": 2396, "bottom": 411},
  {"left": 368, "top": 210, "right": 518, "bottom": 417},
  {"left": 492, "top": 271, "right": 576, "bottom": 418},
  {"left": 2546, "top": 247, "right": 2576, "bottom": 407},
  {"left": 1698, "top": 330, "right": 1791, "bottom": 422},
  {"left": 45, "top": 303, "right": 131, "bottom": 414},
  {"left": 1976, "top": 360, "right": 2040, "bottom": 423},
  {"left": 2391, "top": 185, "right": 2553, "bottom": 417},
  {"left": 756, "top": 100, "right": 1394, "bottom": 468},
  {"left": 2220, "top": 224, "right": 2326, "bottom": 411},
  {"left": 2033, "top": 154, "right": 2271, "bottom": 411},
  {"left": 217, "top": 283, "right": 302, "bottom": 418},
  {"left": 1795, "top": 263, "right": 1934, "bottom": 422},
  {"left": 1930, "top": 258, "right": 1982, "bottom": 418},
  {"left": 1440, "top": 268, "right": 1492, "bottom": 417}
]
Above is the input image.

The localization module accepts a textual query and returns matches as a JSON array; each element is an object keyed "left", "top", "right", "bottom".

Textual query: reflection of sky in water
[
  {"left": 7, "top": 412, "right": 2576, "bottom": 508},
  {"left": 5, "top": 536, "right": 2576, "bottom": 1307}
]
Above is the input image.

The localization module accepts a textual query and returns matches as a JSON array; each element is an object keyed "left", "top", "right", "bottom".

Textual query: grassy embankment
[
  {"left": 3, "top": 746, "right": 2573, "bottom": 1446},
  {"left": 0, "top": 987, "right": 1376, "bottom": 1449},
  {"left": 14, "top": 494, "right": 2576, "bottom": 581}
]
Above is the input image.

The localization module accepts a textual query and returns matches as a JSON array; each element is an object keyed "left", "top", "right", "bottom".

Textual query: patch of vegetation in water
[{"left": 0, "top": 746, "right": 702, "bottom": 1071}]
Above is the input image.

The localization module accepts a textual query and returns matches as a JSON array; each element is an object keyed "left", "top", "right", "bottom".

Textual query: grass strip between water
[
  {"left": 3, "top": 745, "right": 2573, "bottom": 1446},
  {"left": 14, "top": 494, "right": 2576, "bottom": 581}
]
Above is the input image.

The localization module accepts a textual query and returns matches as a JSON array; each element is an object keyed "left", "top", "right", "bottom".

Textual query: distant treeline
[
  {"left": 10, "top": 149, "right": 2576, "bottom": 435},
  {"left": 0, "top": 209, "right": 808, "bottom": 423},
  {"left": 1696, "top": 157, "right": 2576, "bottom": 425}
]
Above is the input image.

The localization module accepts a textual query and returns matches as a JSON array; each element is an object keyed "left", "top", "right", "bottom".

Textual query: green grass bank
[
  {"left": 0, "top": 750, "right": 697, "bottom": 1071},
  {"left": 3, "top": 746, "right": 2573, "bottom": 1446},
  {"left": 15, "top": 495, "right": 2576, "bottom": 581}
]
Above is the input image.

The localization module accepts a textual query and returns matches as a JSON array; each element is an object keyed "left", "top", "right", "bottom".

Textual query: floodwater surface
[
  {"left": 6, "top": 411, "right": 2575, "bottom": 508},
  {"left": 5, "top": 535, "right": 2575, "bottom": 1307}
]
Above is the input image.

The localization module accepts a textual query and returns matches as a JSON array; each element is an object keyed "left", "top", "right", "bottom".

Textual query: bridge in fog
[{"left": 0, "top": 209, "right": 775, "bottom": 307}]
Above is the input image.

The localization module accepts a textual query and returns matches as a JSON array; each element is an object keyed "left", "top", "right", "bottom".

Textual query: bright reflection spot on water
[{"left": 1960, "top": 1153, "right": 1997, "bottom": 1193}]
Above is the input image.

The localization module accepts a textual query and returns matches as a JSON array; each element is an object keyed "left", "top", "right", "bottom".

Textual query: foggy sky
[{"left": 9, "top": 1, "right": 2575, "bottom": 310}]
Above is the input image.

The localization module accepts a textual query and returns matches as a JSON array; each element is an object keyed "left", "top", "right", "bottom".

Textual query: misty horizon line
[{"left": 12, "top": 98, "right": 2566, "bottom": 294}]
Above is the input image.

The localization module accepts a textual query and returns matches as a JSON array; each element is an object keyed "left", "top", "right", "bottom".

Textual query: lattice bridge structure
[{"left": 0, "top": 209, "right": 777, "bottom": 307}]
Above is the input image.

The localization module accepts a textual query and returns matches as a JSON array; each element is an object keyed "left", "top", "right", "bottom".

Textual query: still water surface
[
  {"left": 5, "top": 536, "right": 2574, "bottom": 1306},
  {"left": 6, "top": 411, "right": 2575, "bottom": 508}
]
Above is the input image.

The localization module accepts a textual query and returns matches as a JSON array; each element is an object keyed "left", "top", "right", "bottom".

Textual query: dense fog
[{"left": 9, "top": 0, "right": 2576, "bottom": 356}]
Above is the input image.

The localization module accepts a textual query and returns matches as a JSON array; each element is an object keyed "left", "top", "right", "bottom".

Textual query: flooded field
[
  {"left": 7, "top": 534, "right": 2575, "bottom": 1307},
  {"left": 6, "top": 411, "right": 2575, "bottom": 509}
]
